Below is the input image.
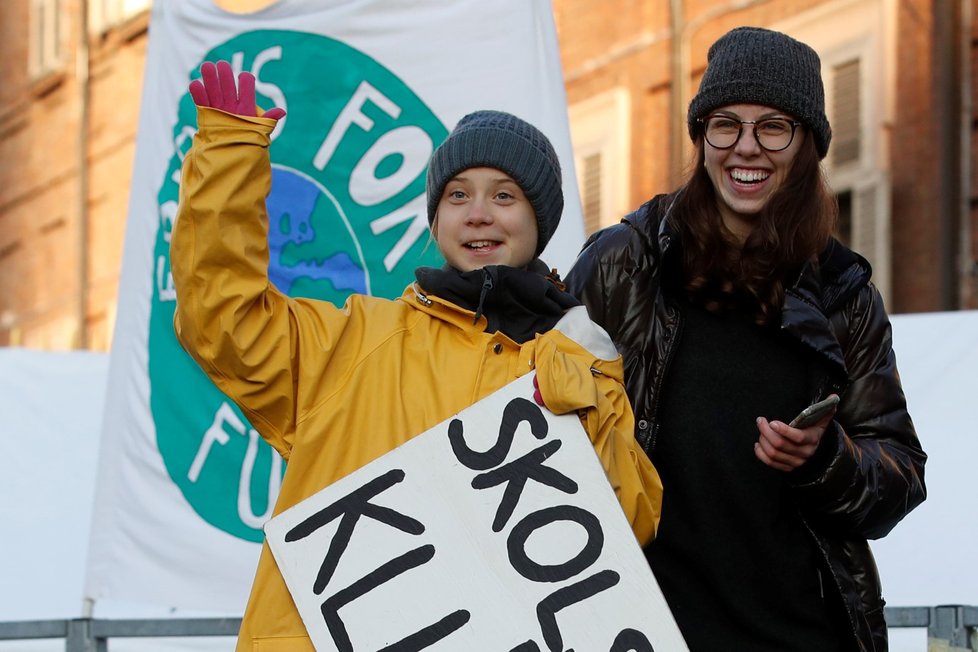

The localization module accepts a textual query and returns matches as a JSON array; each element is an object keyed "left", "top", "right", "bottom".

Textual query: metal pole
[
  {"left": 928, "top": 605, "right": 978, "bottom": 651},
  {"left": 65, "top": 619, "right": 103, "bottom": 652},
  {"left": 933, "top": 0, "right": 962, "bottom": 309},
  {"left": 75, "top": 0, "right": 91, "bottom": 348},
  {"left": 668, "top": 0, "right": 684, "bottom": 189}
]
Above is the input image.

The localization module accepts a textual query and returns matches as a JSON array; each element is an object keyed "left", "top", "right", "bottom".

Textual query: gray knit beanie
[
  {"left": 426, "top": 110, "right": 563, "bottom": 257},
  {"left": 687, "top": 26, "right": 832, "bottom": 159}
]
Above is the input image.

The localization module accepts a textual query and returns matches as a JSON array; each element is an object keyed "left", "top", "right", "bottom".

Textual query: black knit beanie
[
  {"left": 426, "top": 110, "right": 563, "bottom": 257},
  {"left": 687, "top": 26, "right": 832, "bottom": 159}
]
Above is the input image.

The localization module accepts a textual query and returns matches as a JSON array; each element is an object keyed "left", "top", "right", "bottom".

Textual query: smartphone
[{"left": 788, "top": 395, "right": 840, "bottom": 428}]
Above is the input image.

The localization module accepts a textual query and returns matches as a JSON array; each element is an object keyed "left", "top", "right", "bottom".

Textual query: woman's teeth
[{"left": 731, "top": 169, "right": 769, "bottom": 183}]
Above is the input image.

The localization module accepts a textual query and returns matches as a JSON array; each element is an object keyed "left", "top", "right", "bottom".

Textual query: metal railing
[
  {"left": 1, "top": 607, "right": 976, "bottom": 651},
  {"left": 0, "top": 617, "right": 240, "bottom": 651},
  {"left": 886, "top": 605, "right": 978, "bottom": 650}
]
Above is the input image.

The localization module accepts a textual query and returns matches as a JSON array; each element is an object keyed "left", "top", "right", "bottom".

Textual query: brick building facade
[{"left": 1, "top": 0, "right": 975, "bottom": 350}]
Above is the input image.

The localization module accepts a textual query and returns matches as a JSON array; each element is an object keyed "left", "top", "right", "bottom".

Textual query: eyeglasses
[{"left": 697, "top": 115, "right": 802, "bottom": 152}]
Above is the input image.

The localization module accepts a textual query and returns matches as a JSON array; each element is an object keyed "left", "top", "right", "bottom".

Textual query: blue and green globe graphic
[
  {"left": 266, "top": 166, "right": 367, "bottom": 299},
  {"left": 150, "top": 31, "right": 447, "bottom": 541}
]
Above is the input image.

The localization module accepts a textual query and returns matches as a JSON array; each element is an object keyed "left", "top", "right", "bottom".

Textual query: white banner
[
  {"left": 266, "top": 375, "right": 688, "bottom": 651},
  {"left": 84, "top": 0, "right": 584, "bottom": 613}
]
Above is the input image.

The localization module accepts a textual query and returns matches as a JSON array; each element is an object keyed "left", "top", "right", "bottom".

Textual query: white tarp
[
  {"left": 0, "top": 348, "right": 232, "bottom": 652},
  {"left": 83, "top": 0, "right": 583, "bottom": 616},
  {"left": 2, "top": 310, "right": 975, "bottom": 652},
  {"left": 868, "top": 309, "right": 978, "bottom": 651},
  {"left": 0, "top": 349, "right": 107, "bottom": 622}
]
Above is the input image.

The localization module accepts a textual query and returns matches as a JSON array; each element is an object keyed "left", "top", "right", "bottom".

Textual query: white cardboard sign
[{"left": 265, "top": 374, "right": 688, "bottom": 651}]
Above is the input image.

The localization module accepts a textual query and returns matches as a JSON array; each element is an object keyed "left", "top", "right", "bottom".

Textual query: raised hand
[{"left": 189, "top": 60, "right": 285, "bottom": 121}]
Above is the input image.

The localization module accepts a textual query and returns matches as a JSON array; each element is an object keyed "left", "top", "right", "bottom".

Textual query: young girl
[{"left": 173, "top": 60, "right": 662, "bottom": 651}]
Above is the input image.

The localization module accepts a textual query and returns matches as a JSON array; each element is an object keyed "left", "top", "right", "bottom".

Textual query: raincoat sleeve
[
  {"left": 534, "top": 308, "right": 663, "bottom": 547},
  {"left": 170, "top": 107, "right": 360, "bottom": 460}
]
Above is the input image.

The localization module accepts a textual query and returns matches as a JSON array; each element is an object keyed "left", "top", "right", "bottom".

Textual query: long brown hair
[{"left": 670, "top": 133, "right": 837, "bottom": 324}]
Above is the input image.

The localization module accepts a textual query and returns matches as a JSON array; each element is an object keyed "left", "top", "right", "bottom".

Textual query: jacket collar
[
  {"left": 405, "top": 284, "right": 486, "bottom": 332},
  {"left": 621, "top": 192, "right": 679, "bottom": 257},
  {"left": 781, "top": 239, "right": 872, "bottom": 381}
]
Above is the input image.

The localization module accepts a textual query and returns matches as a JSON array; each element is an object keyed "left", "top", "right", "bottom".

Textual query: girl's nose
[{"left": 466, "top": 199, "right": 493, "bottom": 224}]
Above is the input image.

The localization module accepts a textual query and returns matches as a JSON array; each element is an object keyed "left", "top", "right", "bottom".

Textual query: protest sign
[{"left": 265, "top": 374, "right": 688, "bottom": 651}]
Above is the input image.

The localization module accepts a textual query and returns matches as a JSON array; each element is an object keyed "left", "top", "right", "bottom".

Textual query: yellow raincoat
[{"left": 172, "top": 108, "right": 662, "bottom": 651}]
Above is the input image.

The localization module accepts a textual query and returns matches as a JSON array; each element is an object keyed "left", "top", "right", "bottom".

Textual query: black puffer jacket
[{"left": 566, "top": 193, "right": 927, "bottom": 652}]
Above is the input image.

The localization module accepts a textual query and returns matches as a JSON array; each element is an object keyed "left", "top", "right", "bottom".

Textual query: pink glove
[{"left": 188, "top": 60, "right": 285, "bottom": 121}]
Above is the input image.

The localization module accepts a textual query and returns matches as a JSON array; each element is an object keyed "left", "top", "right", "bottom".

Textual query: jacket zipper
[
  {"left": 642, "top": 301, "right": 683, "bottom": 452},
  {"left": 472, "top": 269, "right": 494, "bottom": 325},
  {"left": 799, "top": 514, "right": 864, "bottom": 651}
]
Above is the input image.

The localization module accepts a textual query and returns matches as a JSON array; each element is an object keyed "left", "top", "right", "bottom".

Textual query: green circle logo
[{"left": 149, "top": 31, "right": 447, "bottom": 541}]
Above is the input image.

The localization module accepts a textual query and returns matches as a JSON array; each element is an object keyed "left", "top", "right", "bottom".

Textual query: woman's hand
[
  {"left": 754, "top": 404, "right": 837, "bottom": 472},
  {"left": 189, "top": 60, "right": 286, "bottom": 120}
]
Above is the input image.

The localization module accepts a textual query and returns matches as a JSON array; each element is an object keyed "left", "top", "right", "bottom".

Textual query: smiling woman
[
  {"left": 566, "top": 26, "right": 927, "bottom": 652},
  {"left": 700, "top": 104, "right": 807, "bottom": 242}
]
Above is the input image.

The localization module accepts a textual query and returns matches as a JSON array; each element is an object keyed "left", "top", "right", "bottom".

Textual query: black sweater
[{"left": 648, "top": 300, "right": 843, "bottom": 652}]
